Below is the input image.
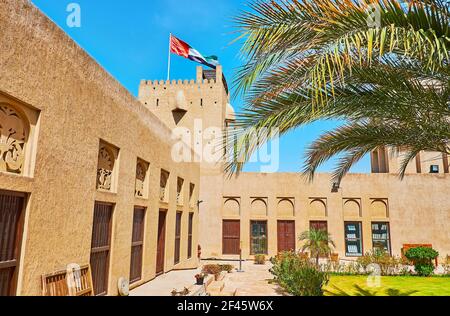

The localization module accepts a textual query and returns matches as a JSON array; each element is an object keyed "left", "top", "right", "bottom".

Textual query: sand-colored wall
[
  {"left": 0, "top": 0, "right": 200, "bottom": 296},
  {"left": 139, "top": 66, "right": 230, "bottom": 260},
  {"left": 200, "top": 173, "right": 450, "bottom": 261}
]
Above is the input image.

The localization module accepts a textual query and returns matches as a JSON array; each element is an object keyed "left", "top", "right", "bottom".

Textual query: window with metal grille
[
  {"left": 372, "top": 222, "right": 391, "bottom": 254},
  {"left": 174, "top": 212, "right": 182, "bottom": 264},
  {"left": 187, "top": 213, "right": 194, "bottom": 259},
  {"left": 90, "top": 202, "right": 113, "bottom": 296},
  {"left": 0, "top": 191, "right": 25, "bottom": 296},
  {"left": 250, "top": 221, "right": 267, "bottom": 255},
  {"left": 130, "top": 207, "right": 145, "bottom": 284},
  {"left": 344, "top": 222, "right": 363, "bottom": 257}
]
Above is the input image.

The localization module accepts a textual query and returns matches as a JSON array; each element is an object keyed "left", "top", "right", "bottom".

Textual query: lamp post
[{"left": 237, "top": 241, "right": 245, "bottom": 273}]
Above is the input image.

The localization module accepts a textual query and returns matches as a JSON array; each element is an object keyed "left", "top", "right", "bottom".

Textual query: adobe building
[
  {"left": 0, "top": 0, "right": 449, "bottom": 297},
  {"left": 0, "top": 0, "right": 200, "bottom": 296}
]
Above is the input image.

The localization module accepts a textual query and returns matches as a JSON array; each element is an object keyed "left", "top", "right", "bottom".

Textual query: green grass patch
[{"left": 324, "top": 275, "right": 450, "bottom": 296}]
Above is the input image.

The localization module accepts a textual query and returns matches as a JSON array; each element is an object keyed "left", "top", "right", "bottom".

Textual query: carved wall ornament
[
  {"left": 0, "top": 103, "right": 28, "bottom": 174},
  {"left": 135, "top": 161, "right": 147, "bottom": 197},
  {"left": 97, "top": 145, "right": 115, "bottom": 191}
]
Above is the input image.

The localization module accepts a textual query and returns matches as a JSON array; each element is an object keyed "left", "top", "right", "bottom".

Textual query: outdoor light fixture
[
  {"left": 196, "top": 200, "right": 204, "bottom": 214},
  {"left": 430, "top": 165, "right": 440, "bottom": 173},
  {"left": 331, "top": 182, "right": 340, "bottom": 193}
]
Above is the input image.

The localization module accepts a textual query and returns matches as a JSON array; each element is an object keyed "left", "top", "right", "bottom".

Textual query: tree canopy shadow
[{"left": 325, "top": 285, "right": 418, "bottom": 296}]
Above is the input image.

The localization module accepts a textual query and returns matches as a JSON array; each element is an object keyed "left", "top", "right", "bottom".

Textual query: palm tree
[
  {"left": 226, "top": 0, "right": 449, "bottom": 182},
  {"left": 299, "top": 229, "right": 336, "bottom": 266}
]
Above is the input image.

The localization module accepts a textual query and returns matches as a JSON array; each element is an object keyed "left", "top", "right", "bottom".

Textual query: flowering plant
[{"left": 195, "top": 273, "right": 207, "bottom": 279}]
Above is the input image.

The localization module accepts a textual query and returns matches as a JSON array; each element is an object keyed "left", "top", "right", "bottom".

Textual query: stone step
[
  {"left": 216, "top": 271, "right": 227, "bottom": 282},
  {"left": 221, "top": 288, "right": 237, "bottom": 296},
  {"left": 206, "top": 281, "right": 225, "bottom": 296}
]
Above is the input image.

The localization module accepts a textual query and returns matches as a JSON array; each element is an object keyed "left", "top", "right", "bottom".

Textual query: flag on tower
[{"left": 169, "top": 34, "right": 219, "bottom": 69}]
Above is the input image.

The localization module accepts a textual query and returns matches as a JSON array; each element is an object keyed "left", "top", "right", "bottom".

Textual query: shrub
[
  {"left": 444, "top": 255, "right": 450, "bottom": 276},
  {"left": 219, "top": 264, "right": 234, "bottom": 273},
  {"left": 357, "top": 249, "right": 403, "bottom": 276},
  {"left": 270, "top": 251, "right": 329, "bottom": 296},
  {"left": 405, "top": 247, "right": 439, "bottom": 277},
  {"left": 322, "top": 261, "right": 365, "bottom": 275},
  {"left": 416, "top": 265, "right": 435, "bottom": 277},
  {"left": 254, "top": 254, "right": 266, "bottom": 265},
  {"left": 202, "top": 264, "right": 222, "bottom": 277}
]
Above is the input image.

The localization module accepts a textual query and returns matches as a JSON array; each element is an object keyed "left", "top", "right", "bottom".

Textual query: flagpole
[{"left": 167, "top": 33, "right": 172, "bottom": 81}]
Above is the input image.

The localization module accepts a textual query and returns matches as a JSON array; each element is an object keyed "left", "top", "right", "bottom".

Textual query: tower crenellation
[
  {"left": 140, "top": 78, "right": 218, "bottom": 87},
  {"left": 138, "top": 65, "right": 232, "bottom": 133}
]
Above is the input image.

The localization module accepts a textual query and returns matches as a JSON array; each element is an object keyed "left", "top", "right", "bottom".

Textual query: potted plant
[
  {"left": 195, "top": 273, "right": 207, "bottom": 285},
  {"left": 254, "top": 254, "right": 266, "bottom": 265},
  {"left": 330, "top": 253, "right": 339, "bottom": 263}
]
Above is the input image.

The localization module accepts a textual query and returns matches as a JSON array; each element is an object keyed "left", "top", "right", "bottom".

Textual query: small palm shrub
[
  {"left": 299, "top": 229, "right": 335, "bottom": 266},
  {"left": 254, "top": 254, "right": 266, "bottom": 265},
  {"left": 405, "top": 247, "right": 439, "bottom": 277},
  {"left": 270, "top": 251, "right": 329, "bottom": 296}
]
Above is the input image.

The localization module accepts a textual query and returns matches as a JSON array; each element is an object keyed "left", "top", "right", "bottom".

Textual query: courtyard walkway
[
  {"left": 130, "top": 260, "right": 284, "bottom": 296},
  {"left": 130, "top": 267, "right": 202, "bottom": 296}
]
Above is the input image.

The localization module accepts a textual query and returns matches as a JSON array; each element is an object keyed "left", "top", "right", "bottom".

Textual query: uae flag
[{"left": 170, "top": 35, "right": 219, "bottom": 69}]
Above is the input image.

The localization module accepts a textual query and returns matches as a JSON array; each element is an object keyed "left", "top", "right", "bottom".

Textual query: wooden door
[
  {"left": 277, "top": 221, "right": 295, "bottom": 253},
  {"left": 156, "top": 210, "right": 167, "bottom": 275},
  {"left": 222, "top": 220, "right": 240, "bottom": 255},
  {"left": 174, "top": 212, "right": 182, "bottom": 265},
  {"left": 130, "top": 207, "right": 145, "bottom": 284},
  {"left": 187, "top": 213, "right": 194, "bottom": 259},
  {"left": 90, "top": 202, "right": 113, "bottom": 296},
  {"left": 0, "top": 191, "right": 25, "bottom": 296}
]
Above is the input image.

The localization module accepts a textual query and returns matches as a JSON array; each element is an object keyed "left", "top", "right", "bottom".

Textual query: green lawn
[{"left": 324, "top": 275, "right": 450, "bottom": 296}]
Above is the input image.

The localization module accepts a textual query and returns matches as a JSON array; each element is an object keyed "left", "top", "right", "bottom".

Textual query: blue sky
[{"left": 31, "top": 0, "right": 370, "bottom": 173}]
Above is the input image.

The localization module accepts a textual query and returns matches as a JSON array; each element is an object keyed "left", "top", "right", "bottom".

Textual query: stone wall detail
[
  {"left": 97, "top": 142, "right": 118, "bottom": 191},
  {"left": 135, "top": 159, "right": 149, "bottom": 198},
  {"left": 0, "top": 103, "right": 28, "bottom": 174}
]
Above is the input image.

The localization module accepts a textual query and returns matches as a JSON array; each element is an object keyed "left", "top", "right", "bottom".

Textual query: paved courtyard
[{"left": 130, "top": 260, "right": 284, "bottom": 296}]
